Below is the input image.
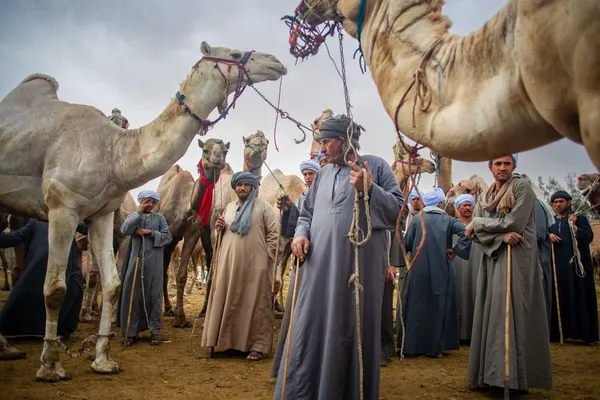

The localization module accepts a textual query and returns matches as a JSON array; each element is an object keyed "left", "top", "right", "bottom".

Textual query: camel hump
[{"left": 20, "top": 73, "right": 59, "bottom": 92}]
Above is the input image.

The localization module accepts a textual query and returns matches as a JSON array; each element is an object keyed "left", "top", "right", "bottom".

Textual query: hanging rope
[{"left": 568, "top": 221, "right": 586, "bottom": 278}]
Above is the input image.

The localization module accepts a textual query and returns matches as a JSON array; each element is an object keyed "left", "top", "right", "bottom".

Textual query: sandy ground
[{"left": 1, "top": 271, "right": 600, "bottom": 400}]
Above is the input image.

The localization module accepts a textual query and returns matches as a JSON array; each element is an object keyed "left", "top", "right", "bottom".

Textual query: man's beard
[{"left": 237, "top": 192, "right": 249, "bottom": 201}]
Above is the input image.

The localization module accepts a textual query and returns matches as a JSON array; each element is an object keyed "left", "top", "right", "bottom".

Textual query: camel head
[
  {"left": 243, "top": 130, "right": 269, "bottom": 170},
  {"left": 309, "top": 108, "right": 334, "bottom": 158},
  {"left": 197, "top": 138, "right": 230, "bottom": 177},
  {"left": 392, "top": 140, "right": 436, "bottom": 179},
  {"left": 182, "top": 42, "right": 287, "bottom": 127},
  {"left": 446, "top": 175, "right": 489, "bottom": 204}
]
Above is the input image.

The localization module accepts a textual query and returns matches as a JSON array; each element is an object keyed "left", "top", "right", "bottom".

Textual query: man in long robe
[
  {"left": 549, "top": 190, "right": 598, "bottom": 344},
  {"left": 271, "top": 159, "right": 320, "bottom": 376},
  {"left": 401, "top": 188, "right": 470, "bottom": 358},
  {"left": 0, "top": 219, "right": 86, "bottom": 338},
  {"left": 465, "top": 155, "right": 553, "bottom": 392},
  {"left": 116, "top": 190, "right": 172, "bottom": 346},
  {"left": 450, "top": 194, "right": 479, "bottom": 343},
  {"left": 273, "top": 115, "right": 403, "bottom": 400},
  {"left": 202, "top": 172, "right": 278, "bottom": 361},
  {"left": 534, "top": 194, "right": 555, "bottom": 329}
]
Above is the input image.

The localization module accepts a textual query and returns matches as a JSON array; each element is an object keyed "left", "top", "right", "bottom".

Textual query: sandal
[
  {"left": 150, "top": 334, "right": 162, "bottom": 346},
  {"left": 246, "top": 350, "right": 263, "bottom": 361}
]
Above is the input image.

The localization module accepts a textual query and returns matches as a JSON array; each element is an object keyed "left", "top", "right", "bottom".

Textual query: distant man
[
  {"left": 202, "top": 172, "right": 278, "bottom": 361},
  {"left": 549, "top": 190, "right": 598, "bottom": 345},
  {"left": 116, "top": 190, "right": 172, "bottom": 346},
  {"left": 450, "top": 194, "right": 479, "bottom": 343},
  {"left": 271, "top": 159, "right": 320, "bottom": 377},
  {"left": 109, "top": 108, "right": 125, "bottom": 127},
  {"left": 465, "top": 155, "right": 553, "bottom": 393},
  {"left": 404, "top": 189, "right": 423, "bottom": 232},
  {"left": 401, "top": 187, "right": 470, "bottom": 357},
  {"left": 273, "top": 114, "right": 403, "bottom": 399}
]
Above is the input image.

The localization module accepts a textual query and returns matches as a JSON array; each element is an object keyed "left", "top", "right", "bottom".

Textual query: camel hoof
[
  {"left": 91, "top": 358, "right": 122, "bottom": 374},
  {"left": 36, "top": 363, "right": 71, "bottom": 382},
  {"left": 79, "top": 309, "right": 93, "bottom": 323},
  {"left": 172, "top": 318, "right": 193, "bottom": 328}
]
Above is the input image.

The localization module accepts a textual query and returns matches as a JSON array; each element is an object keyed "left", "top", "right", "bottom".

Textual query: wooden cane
[
  {"left": 551, "top": 243, "right": 564, "bottom": 345},
  {"left": 281, "top": 257, "right": 301, "bottom": 400},
  {"left": 504, "top": 244, "right": 512, "bottom": 399},
  {"left": 271, "top": 208, "right": 283, "bottom": 309},
  {"left": 124, "top": 256, "right": 140, "bottom": 347}
]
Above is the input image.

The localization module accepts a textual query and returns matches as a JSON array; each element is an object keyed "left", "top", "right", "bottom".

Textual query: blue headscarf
[
  {"left": 408, "top": 189, "right": 419, "bottom": 202},
  {"left": 422, "top": 187, "right": 445, "bottom": 207},
  {"left": 454, "top": 193, "right": 475, "bottom": 207},
  {"left": 229, "top": 172, "right": 261, "bottom": 236},
  {"left": 300, "top": 159, "right": 320, "bottom": 173},
  {"left": 137, "top": 190, "right": 160, "bottom": 203}
]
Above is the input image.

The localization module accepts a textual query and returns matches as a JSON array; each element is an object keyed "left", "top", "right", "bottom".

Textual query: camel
[
  {"left": 291, "top": 0, "right": 600, "bottom": 170},
  {"left": 156, "top": 138, "right": 229, "bottom": 327},
  {"left": 168, "top": 239, "right": 206, "bottom": 295},
  {"left": 391, "top": 138, "right": 436, "bottom": 192},
  {"left": 577, "top": 173, "right": 600, "bottom": 214},
  {"left": 309, "top": 108, "right": 334, "bottom": 159},
  {"left": 0, "top": 41, "right": 286, "bottom": 380},
  {"left": 446, "top": 175, "right": 489, "bottom": 204}
]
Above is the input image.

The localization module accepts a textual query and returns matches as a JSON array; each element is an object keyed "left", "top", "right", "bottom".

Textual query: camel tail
[{"left": 20, "top": 73, "right": 59, "bottom": 91}]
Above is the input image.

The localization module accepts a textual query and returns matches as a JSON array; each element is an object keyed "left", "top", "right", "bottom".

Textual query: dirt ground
[{"left": 1, "top": 273, "right": 600, "bottom": 400}]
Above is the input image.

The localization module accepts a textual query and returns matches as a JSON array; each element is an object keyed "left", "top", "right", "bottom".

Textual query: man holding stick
[{"left": 465, "top": 155, "right": 553, "bottom": 394}]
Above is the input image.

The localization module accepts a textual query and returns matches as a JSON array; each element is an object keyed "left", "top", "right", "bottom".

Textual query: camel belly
[{"left": 0, "top": 175, "right": 47, "bottom": 218}]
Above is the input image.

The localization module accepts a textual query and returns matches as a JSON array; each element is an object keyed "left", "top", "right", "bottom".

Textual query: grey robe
[
  {"left": 467, "top": 177, "right": 553, "bottom": 391},
  {"left": 401, "top": 208, "right": 470, "bottom": 356},
  {"left": 273, "top": 155, "right": 403, "bottom": 400},
  {"left": 534, "top": 200, "right": 553, "bottom": 328},
  {"left": 116, "top": 211, "right": 172, "bottom": 337}
]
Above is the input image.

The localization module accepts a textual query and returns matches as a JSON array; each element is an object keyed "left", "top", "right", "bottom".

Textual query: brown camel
[
  {"left": 0, "top": 41, "right": 285, "bottom": 379},
  {"left": 156, "top": 138, "right": 229, "bottom": 327}
]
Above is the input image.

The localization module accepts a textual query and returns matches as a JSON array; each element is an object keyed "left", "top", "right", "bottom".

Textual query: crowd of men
[{"left": 0, "top": 113, "right": 598, "bottom": 399}]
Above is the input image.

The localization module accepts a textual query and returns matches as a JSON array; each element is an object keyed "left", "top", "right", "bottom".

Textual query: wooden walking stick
[
  {"left": 551, "top": 242, "right": 564, "bottom": 344},
  {"left": 504, "top": 244, "right": 512, "bottom": 400},
  {"left": 281, "top": 257, "right": 301, "bottom": 400},
  {"left": 124, "top": 251, "right": 141, "bottom": 347},
  {"left": 271, "top": 208, "right": 283, "bottom": 310}
]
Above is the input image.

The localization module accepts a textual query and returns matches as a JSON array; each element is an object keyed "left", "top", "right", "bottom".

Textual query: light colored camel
[
  {"left": 293, "top": 0, "right": 600, "bottom": 170},
  {"left": 78, "top": 192, "right": 137, "bottom": 322},
  {"left": 446, "top": 175, "right": 490, "bottom": 205},
  {"left": 0, "top": 41, "right": 286, "bottom": 380},
  {"left": 391, "top": 138, "right": 436, "bottom": 192},
  {"left": 577, "top": 173, "right": 600, "bottom": 214},
  {"left": 168, "top": 239, "right": 206, "bottom": 295},
  {"left": 156, "top": 138, "right": 229, "bottom": 327}
]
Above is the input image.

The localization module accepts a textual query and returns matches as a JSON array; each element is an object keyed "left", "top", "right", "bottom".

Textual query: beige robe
[{"left": 201, "top": 198, "right": 278, "bottom": 355}]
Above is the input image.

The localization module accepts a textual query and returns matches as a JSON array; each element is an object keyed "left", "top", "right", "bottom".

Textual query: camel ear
[
  {"left": 242, "top": 136, "right": 248, "bottom": 144},
  {"left": 225, "top": 141, "right": 231, "bottom": 150},
  {"left": 197, "top": 139, "right": 204, "bottom": 148},
  {"left": 266, "top": 138, "right": 270, "bottom": 144},
  {"left": 201, "top": 41, "right": 212, "bottom": 56},
  {"left": 458, "top": 182, "right": 462, "bottom": 186}
]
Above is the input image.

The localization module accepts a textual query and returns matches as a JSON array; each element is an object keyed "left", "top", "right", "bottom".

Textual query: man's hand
[
  {"left": 136, "top": 228, "right": 152, "bottom": 236},
  {"left": 465, "top": 222, "right": 474, "bottom": 240},
  {"left": 549, "top": 233, "right": 561, "bottom": 244},
  {"left": 569, "top": 214, "right": 577, "bottom": 224},
  {"left": 215, "top": 215, "right": 226, "bottom": 231},
  {"left": 291, "top": 236, "right": 310, "bottom": 261},
  {"left": 503, "top": 232, "right": 523, "bottom": 245},
  {"left": 446, "top": 249, "right": 456, "bottom": 260},
  {"left": 386, "top": 266, "right": 397, "bottom": 282},
  {"left": 137, "top": 198, "right": 154, "bottom": 213},
  {"left": 349, "top": 161, "right": 373, "bottom": 193},
  {"left": 276, "top": 195, "right": 292, "bottom": 213}
]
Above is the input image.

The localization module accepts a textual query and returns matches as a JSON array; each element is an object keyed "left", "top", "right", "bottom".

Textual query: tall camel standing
[
  {"left": 156, "top": 138, "right": 229, "bottom": 328},
  {"left": 0, "top": 41, "right": 286, "bottom": 379},
  {"left": 291, "top": 0, "right": 600, "bottom": 170}
]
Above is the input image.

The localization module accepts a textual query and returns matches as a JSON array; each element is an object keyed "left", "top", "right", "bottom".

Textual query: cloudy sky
[{"left": 1, "top": 0, "right": 594, "bottom": 202}]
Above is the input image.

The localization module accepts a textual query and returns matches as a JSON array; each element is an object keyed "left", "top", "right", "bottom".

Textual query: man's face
[
  {"left": 319, "top": 155, "right": 330, "bottom": 167},
  {"left": 489, "top": 156, "right": 515, "bottom": 183},
  {"left": 411, "top": 197, "right": 423, "bottom": 211},
  {"left": 552, "top": 198, "right": 571, "bottom": 214},
  {"left": 457, "top": 202, "right": 473, "bottom": 218},
  {"left": 320, "top": 137, "right": 344, "bottom": 163},
  {"left": 235, "top": 182, "right": 252, "bottom": 201},
  {"left": 302, "top": 169, "right": 317, "bottom": 188},
  {"left": 141, "top": 198, "right": 157, "bottom": 213}
]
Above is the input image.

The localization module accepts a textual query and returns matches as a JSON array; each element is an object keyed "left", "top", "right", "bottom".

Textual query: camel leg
[
  {"left": 88, "top": 212, "right": 121, "bottom": 375},
  {"left": 79, "top": 271, "right": 99, "bottom": 322},
  {"left": 198, "top": 226, "right": 213, "bottom": 317},
  {"left": 173, "top": 233, "right": 199, "bottom": 328},
  {"left": 162, "top": 240, "right": 178, "bottom": 316},
  {"left": 185, "top": 261, "right": 195, "bottom": 295},
  {"left": 0, "top": 250, "right": 10, "bottom": 291},
  {"left": 0, "top": 333, "right": 26, "bottom": 360},
  {"left": 36, "top": 208, "right": 78, "bottom": 382}
]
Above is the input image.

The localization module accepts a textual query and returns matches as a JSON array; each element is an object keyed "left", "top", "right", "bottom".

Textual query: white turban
[
  {"left": 454, "top": 194, "right": 475, "bottom": 207},
  {"left": 422, "top": 187, "right": 445, "bottom": 207},
  {"left": 138, "top": 190, "right": 160, "bottom": 203},
  {"left": 300, "top": 159, "right": 320, "bottom": 173}
]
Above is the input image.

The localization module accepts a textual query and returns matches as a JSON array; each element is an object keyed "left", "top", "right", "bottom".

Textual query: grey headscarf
[
  {"left": 318, "top": 114, "right": 363, "bottom": 151},
  {"left": 229, "top": 171, "right": 261, "bottom": 236}
]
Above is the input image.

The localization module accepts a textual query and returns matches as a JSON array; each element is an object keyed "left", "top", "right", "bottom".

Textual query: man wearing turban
[
  {"left": 271, "top": 159, "right": 321, "bottom": 377},
  {"left": 465, "top": 155, "right": 553, "bottom": 391},
  {"left": 549, "top": 190, "right": 598, "bottom": 345},
  {"left": 117, "top": 189, "right": 172, "bottom": 346},
  {"left": 274, "top": 114, "right": 404, "bottom": 400},
  {"left": 449, "top": 193, "right": 480, "bottom": 343},
  {"left": 400, "top": 187, "right": 470, "bottom": 358},
  {"left": 202, "top": 171, "right": 279, "bottom": 361}
]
